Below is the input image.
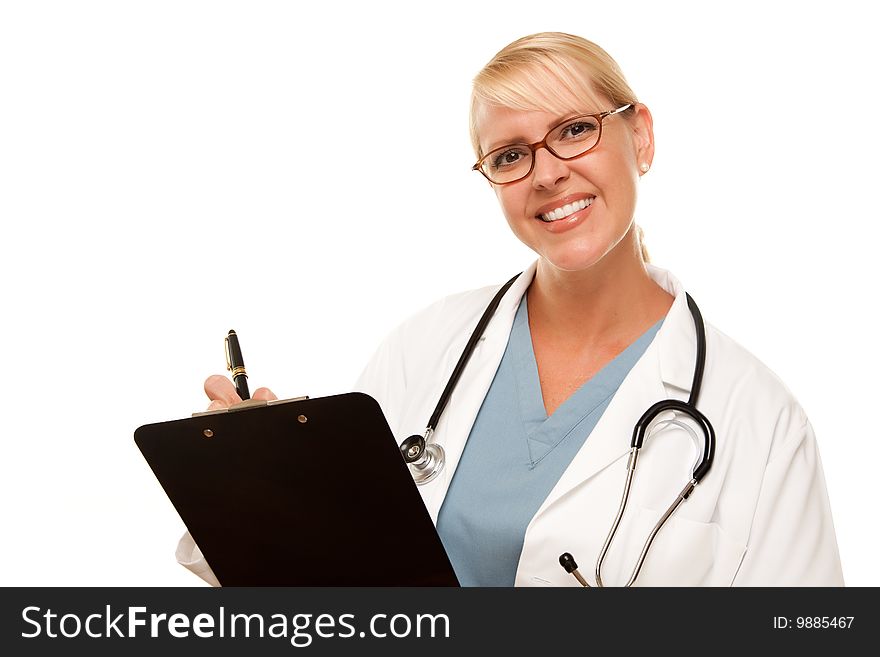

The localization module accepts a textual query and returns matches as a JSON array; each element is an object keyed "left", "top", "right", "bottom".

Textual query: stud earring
[{"left": 640, "top": 163, "right": 650, "bottom": 173}]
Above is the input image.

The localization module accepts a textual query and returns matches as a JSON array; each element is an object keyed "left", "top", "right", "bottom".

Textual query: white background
[{"left": 1, "top": 0, "right": 877, "bottom": 586}]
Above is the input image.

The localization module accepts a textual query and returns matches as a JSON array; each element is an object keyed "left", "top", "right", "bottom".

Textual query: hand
[{"left": 204, "top": 374, "right": 278, "bottom": 411}]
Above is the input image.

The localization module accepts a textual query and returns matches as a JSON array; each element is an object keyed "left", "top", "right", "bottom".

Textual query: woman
[{"left": 180, "top": 32, "right": 843, "bottom": 586}]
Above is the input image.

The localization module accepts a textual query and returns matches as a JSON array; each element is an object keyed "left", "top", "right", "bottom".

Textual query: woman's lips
[
  {"left": 533, "top": 194, "right": 596, "bottom": 233},
  {"left": 535, "top": 201, "right": 594, "bottom": 233}
]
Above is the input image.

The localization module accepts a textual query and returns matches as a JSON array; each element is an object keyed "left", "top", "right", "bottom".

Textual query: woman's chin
[
  {"left": 537, "top": 247, "right": 605, "bottom": 274},
  {"left": 532, "top": 228, "right": 635, "bottom": 275}
]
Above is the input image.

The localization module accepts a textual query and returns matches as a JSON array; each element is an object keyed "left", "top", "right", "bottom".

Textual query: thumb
[{"left": 204, "top": 374, "right": 242, "bottom": 406}]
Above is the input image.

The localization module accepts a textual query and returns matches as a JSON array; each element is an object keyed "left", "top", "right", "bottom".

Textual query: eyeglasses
[{"left": 472, "top": 103, "right": 633, "bottom": 185}]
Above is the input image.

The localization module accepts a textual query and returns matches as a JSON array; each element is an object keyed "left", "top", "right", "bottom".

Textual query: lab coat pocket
[{"left": 617, "top": 506, "right": 747, "bottom": 587}]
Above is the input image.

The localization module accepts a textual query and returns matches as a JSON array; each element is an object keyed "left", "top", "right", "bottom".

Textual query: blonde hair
[{"left": 470, "top": 32, "right": 649, "bottom": 261}]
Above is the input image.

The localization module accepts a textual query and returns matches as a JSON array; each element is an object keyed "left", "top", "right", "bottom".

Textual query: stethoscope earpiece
[{"left": 559, "top": 552, "right": 590, "bottom": 587}]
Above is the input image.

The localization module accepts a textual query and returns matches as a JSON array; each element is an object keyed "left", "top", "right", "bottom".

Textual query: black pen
[{"left": 224, "top": 329, "right": 250, "bottom": 400}]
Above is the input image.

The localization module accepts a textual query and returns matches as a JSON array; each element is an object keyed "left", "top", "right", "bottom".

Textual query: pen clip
[{"left": 224, "top": 334, "right": 233, "bottom": 373}]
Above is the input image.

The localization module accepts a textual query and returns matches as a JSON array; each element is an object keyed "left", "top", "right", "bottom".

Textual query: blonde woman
[{"left": 186, "top": 33, "right": 843, "bottom": 587}]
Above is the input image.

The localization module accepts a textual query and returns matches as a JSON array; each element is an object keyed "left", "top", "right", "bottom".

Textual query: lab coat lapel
[{"left": 421, "top": 263, "right": 537, "bottom": 521}]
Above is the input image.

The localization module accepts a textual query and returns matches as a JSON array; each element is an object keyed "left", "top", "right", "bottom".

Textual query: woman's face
[{"left": 476, "top": 98, "right": 654, "bottom": 274}]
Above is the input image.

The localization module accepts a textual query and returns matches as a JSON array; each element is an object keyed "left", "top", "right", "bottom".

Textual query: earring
[{"left": 640, "top": 163, "right": 650, "bottom": 173}]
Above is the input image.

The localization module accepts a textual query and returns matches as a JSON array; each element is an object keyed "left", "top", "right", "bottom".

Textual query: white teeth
[{"left": 540, "top": 197, "right": 593, "bottom": 222}]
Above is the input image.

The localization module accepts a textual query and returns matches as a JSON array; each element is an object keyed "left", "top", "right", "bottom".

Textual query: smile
[{"left": 538, "top": 197, "right": 594, "bottom": 222}]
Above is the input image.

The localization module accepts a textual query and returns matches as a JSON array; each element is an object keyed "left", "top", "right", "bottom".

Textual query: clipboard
[{"left": 135, "top": 392, "right": 459, "bottom": 586}]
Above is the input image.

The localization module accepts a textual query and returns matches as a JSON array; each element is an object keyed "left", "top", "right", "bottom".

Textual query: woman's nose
[{"left": 530, "top": 147, "right": 570, "bottom": 190}]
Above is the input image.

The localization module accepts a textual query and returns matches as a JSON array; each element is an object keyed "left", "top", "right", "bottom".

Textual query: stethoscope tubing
[
  {"left": 426, "top": 273, "right": 522, "bottom": 432},
  {"left": 399, "top": 273, "right": 717, "bottom": 587},
  {"left": 399, "top": 273, "right": 521, "bottom": 480}
]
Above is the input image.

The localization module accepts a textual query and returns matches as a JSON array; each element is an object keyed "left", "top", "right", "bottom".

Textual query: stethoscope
[{"left": 398, "top": 272, "right": 716, "bottom": 587}]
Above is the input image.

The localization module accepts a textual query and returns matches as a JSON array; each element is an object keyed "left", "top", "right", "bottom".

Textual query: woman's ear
[{"left": 631, "top": 103, "right": 655, "bottom": 171}]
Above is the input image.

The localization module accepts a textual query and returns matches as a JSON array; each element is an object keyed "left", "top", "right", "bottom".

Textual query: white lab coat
[{"left": 177, "top": 262, "right": 843, "bottom": 586}]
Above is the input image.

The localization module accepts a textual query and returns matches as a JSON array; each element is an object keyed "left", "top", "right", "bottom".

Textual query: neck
[{"left": 527, "top": 233, "right": 673, "bottom": 349}]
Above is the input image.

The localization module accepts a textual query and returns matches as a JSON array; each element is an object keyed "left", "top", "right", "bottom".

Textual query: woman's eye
[
  {"left": 560, "top": 120, "right": 598, "bottom": 140},
  {"left": 490, "top": 148, "right": 528, "bottom": 170}
]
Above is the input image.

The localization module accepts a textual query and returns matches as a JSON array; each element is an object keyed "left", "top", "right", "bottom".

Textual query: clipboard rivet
[
  {"left": 203, "top": 429, "right": 214, "bottom": 438},
  {"left": 297, "top": 415, "right": 308, "bottom": 424}
]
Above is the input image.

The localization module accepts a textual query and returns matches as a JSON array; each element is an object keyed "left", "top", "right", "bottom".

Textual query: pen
[{"left": 224, "top": 329, "right": 250, "bottom": 401}]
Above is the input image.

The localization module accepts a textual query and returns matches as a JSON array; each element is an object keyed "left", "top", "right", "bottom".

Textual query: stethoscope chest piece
[{"left": 400, "top": 432, "right": 446, "bottom": 485}]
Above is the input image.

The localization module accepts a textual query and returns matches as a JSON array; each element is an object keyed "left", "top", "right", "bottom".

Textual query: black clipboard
[{"left": 135, "top": 392, "right": 459, "bottom": 586}]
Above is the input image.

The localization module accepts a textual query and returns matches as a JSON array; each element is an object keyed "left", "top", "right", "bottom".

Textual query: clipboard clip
[{"left": 191, "top": 395, "right": 310, "bottom": 418}]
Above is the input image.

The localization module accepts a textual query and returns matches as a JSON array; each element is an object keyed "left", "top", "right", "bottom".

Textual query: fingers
[
  {"left": 206, "top": 399, "right": 230, "bottom": 411},
  {"left": 204, "top": 375, "right": 277, "bottom": 412},
  {"left": 204, "top": 374, "right": 242, "bottom": 409},
  {"left": 252, "top": 387, "right": 278, "bottom": 402}
]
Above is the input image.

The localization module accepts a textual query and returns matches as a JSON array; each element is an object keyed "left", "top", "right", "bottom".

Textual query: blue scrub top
[{"left": 436, "top": 295, "right": 662, "bottom": 586}]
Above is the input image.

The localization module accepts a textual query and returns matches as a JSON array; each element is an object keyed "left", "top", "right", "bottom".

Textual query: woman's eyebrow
[
  {"left": 483, "top": 113, "right": 589, "bottom": 152},
  {"left": 484, "top": 136, "right": 530, "bottom": 152}
]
